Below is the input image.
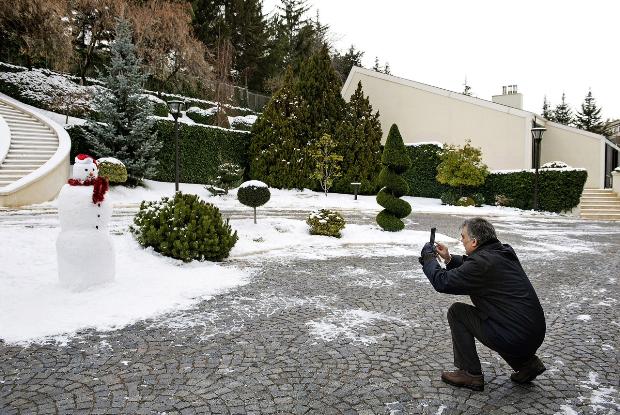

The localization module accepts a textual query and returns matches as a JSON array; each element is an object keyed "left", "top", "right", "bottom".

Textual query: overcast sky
[{"left": 262, "top": 0, "right": 619, "bottom": 121}]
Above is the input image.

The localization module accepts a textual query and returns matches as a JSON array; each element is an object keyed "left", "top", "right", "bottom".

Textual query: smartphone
[{"left": 430, "top": 227, "right": 436, "bottom": 245}]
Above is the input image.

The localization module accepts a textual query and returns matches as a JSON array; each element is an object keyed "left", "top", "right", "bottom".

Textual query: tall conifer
[
  {"left": 553, "top": 93, "right": 572, "bottom": 125},
  {"left": 575, "top": 89, "right": 605, "bottom": 134},
  {"left": 84, "top": 19, "right": 161, "bottom": 186},
  {"left": 333, "top": 81, "right": 382, "bottom": 194},
  {"left": 248, "top": 67, "right": 310, "bottom": 188}
]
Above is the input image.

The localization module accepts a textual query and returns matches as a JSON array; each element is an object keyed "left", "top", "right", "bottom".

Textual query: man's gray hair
[{"left": 461, "top": 217, "right": 497, "bottom": 245}]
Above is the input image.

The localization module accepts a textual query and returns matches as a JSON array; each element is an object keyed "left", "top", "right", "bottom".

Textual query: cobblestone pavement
[{"left": 1, "top": 211, "right": 619, "bottom": 414}]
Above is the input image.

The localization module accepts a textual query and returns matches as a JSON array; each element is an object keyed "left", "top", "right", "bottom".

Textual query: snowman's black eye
[{"left": 84, "top": 168, "right": 88, "bottom": 171}]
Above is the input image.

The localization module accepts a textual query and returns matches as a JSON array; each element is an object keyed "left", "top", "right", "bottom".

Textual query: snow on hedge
[
  {"left": 229, "top": 114, "right": 258, "bottom": 127},
  {"left": 186, "top": 106, "right": 218, "bottom": 116}
]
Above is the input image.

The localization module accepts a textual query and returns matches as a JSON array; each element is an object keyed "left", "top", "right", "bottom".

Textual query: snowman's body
[{"left": 56, "top": 155, "right": 115, "bottom": 290}]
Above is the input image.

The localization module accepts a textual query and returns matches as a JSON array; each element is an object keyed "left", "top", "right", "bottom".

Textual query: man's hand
[
  {"left": 435, "top": 242, "right": 451, "bottom": 262},
  {"left": 418, "top": 242, "right": 437, "bottom": 265}
]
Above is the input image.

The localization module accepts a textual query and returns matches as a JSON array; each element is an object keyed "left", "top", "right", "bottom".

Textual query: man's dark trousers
[{"left": 447, "top": 302, "right": 536, "bottom": 374}]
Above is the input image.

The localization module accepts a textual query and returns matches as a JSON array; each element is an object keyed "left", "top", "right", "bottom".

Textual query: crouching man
[{"left": 419, "top": 217, "right": 546, "bottom": 391}]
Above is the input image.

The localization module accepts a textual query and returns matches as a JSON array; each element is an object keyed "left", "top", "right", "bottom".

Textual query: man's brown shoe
[
  {"left": 441, "top": 370, "right": 484, "bottom": 391},
  {"left": 510, "top": 355, "right": 546, "bottom": 384}
]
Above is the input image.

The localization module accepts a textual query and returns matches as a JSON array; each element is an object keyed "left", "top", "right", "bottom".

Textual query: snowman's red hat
[{"left": 75, "top": 154, "right": 96, "bottom": 164}]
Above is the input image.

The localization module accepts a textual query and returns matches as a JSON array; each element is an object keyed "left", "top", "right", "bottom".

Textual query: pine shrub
[
  {"left": 130, "top": 192, "right": 238, "bottom": 262},
  {"left": 307, "top": 209, "right": 346, "bottom": 237},
  {"left": 440, "top": 190, "right": 458, "bottom": 206},
  {"left": 237, "top": 181, "right": 271, "bottom": 223},
  {"left": 376, "top": 124, "right": 412, "bottom": 231},
  {"left": 456, "top": 196, "right": 475, "bottom": 207}
]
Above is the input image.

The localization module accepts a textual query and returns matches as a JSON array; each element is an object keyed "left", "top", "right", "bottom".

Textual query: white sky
[{"left": 262, "top": 0, "right": 619, "bottom": 120}]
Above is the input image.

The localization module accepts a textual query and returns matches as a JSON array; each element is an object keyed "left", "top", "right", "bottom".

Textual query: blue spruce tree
[{"left": 85, "top": 18, "right": 161, "bottom": 186}]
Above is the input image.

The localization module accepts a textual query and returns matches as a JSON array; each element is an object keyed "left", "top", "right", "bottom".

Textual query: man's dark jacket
[{"left": 422, "top": 238, "right": 546, "bottom": 355}]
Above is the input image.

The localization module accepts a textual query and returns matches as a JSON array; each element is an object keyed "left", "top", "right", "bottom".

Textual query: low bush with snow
[{"left": 307, "top": 209, "right": 346, "bottom": 238}]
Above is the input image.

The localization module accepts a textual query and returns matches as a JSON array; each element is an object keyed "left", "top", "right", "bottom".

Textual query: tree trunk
[{"left": 253, "top": 207, "right": 257, "bottom": 224}]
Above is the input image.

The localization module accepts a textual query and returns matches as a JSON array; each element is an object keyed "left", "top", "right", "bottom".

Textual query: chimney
[{"left": 492, "top": 85, "right": 523, "bottom": 109}]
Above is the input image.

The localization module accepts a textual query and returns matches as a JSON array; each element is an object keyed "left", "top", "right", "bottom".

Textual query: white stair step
[
  {"left": 0, "top": 164, "right": 41, "bottom": 170},
  {"left": 0, "top": 174, "right": 27, "bottom": 180},
  {"left": 10, "top": 144, "right": 58, "bottom": 150},
  {"left": 10, "top": 131, "right": 56, "bottom": 137},
  {"left": 9, "top": 126, "right": 51, "bottom": 132},
  {"left": 10, "top": 139, "right": 58, "bottom": 145},
  {"left": 1, "top": 114, "right": 38, "bottom": 122},
  {"left": 0, "top": 169, "right": 37, "bottom": 175},
  {"left": 4, "top": 156, "right": 52, "bottom": 161}
]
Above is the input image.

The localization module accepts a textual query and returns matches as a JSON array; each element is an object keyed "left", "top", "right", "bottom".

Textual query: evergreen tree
[
  {"left": 295, "top": 45, "right": 348, "bottom": 143},
  {"left": 333, "top": 81, "right": 382, "bottom": 194},
  {"left": 372, "top": 56, "right": 380, "bottom": 72},
  {"left": 309, "top": 133, "right": 343, "bottom": 196},
  {"left": 332, "top": 44, "right": 364, "bottom": 83},
  {"left": 575, "top": 89, "right": 605, "bottom": 134},
  {"left": 84, "top": 19, "right": 161, "bottom": 186},
  {"left": 542, "top": 95, "right": 554, "bottom": 120},
  {"left": 248, "top": 67, "right": 310, "bottom": 188},
  {"left": 376, "top": 124, "right": 411, "bottom": 232},
  {"left": 463, "top": 77, "right": 472, "bottom": 96},
  {"left": 383, "top": 62, "right": 391, "bottom": 75},
  {"left": 553, "top": 93, "right": 572, "bottom": 125}
]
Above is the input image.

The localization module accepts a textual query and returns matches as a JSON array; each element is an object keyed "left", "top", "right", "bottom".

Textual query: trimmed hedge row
[
  {"left": 66, "top": 120, "right": 251, "bottom": 184},
  {"left": 479, "top": 169, "right": 587, "bottom": 212}
]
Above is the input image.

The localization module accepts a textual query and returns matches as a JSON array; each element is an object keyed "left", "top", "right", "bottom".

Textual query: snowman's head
[{"left": 72, "top": 154, "right": 98, "bottom": 181}]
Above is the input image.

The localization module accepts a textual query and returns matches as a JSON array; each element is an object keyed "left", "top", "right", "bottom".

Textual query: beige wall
[
  {"left": 342, "top": 69, "right": 531, "bottom": 171},
  {"left": 541, "top": 123, "right": 603, "bottom": 188}
]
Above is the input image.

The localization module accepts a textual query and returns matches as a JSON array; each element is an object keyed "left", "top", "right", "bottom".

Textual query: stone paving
[{"left": 1, "top": 212, "right": 619, "bottom": 414}]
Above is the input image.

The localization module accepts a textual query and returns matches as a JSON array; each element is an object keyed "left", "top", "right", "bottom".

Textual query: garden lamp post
[
  {"left": 531, "top": 126, "right": 546, "bottom": 210},
  {"left": 167, "top": 100, "right": 184, "bottom": 192}
]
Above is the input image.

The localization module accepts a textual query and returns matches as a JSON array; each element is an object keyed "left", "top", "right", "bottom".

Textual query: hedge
[
  {"left": 402, "top": 144, "right": 448, "bottom": 197},
  {"left": 479, "top": 169, "right": 587, "bottom": 212},
  {"left": 66, "top": 120, "right": 251, "bottom": 184}
]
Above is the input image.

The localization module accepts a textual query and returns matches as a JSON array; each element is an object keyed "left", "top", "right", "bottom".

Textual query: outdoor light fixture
[
  {"left": 531, "top": 126, "right": 546, "bottom": 210},
  {"left": 167, "top": 100, "right": 185, "bottom": 192}
]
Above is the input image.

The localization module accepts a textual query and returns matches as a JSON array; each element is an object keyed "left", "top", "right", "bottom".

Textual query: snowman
[{"left": 56, "top": 154, "right": 115, "bottom": 290}]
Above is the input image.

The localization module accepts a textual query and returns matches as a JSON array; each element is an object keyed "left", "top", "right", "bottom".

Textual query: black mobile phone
[{"left": 430, "top": 227, "right": 436, "bottom": 245}]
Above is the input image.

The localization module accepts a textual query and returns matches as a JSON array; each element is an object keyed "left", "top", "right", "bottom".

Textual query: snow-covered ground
[{"left": 0, "top": 181, "right": 574, "bottom": 345}]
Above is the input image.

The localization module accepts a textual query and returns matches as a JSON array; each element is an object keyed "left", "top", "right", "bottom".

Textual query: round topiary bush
[
  {"left": 130, "top": 192, "right": 238, "bottom": 262},
  {"left": 440, "top": 191, "right": 458, "bottom": 206},
  {"left": 307, "top": 209, "right": 346, "bottom": 237},
  {"left": 97, "top": 157, "right": 128, "bottom": 183},
  {"left": 237, "top": 180, "right": 271, "bottom": 223}
]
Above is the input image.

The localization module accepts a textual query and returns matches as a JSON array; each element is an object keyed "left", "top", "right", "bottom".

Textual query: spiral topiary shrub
[
  {"left": 97, "top": 157, "right": 128, "bottom": 183},
  {"left": 376, "top": 124, "right": 412, "bottom": 231},
  {"left": 130, "top": 192, "right": 238, "bottom": 262},
  {"left": 237, "top": 180, "right": 271, "bottom": 223},
  {"left": 307, "top": 209, "right": 346, "bottom": 237}
]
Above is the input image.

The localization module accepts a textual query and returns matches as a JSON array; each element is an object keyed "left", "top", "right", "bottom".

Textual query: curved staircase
[
  {"left": 579, "top": 189, "right": 620, "bottom": 221},
  {"left": 0, "top": 96, "right": 70, "bottom": 207}
]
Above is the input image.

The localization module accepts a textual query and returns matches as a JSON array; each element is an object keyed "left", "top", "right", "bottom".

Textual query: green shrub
[
  {"left": 376, "top": 210, "right": 405, "bottom": 232},
  {"left": 307, "top": 209, "right": 346, "bottom": 237},
  {"left": 456, "top": 196, "right": 475, "bottom": 207},
  {"left": 471, "top": 193, "right": 485, "bottom": 207},
  {"left": 440, "top": 190, "right": 458, "bottom": 205},
  {"left": 206, "top": 162, "right": 244, "bottom": 195},
  {"left": 237, "top": 181, "right": 271, "bottom": 223},
  {"left": 130, "top": 192, "right": 238, "bottom": 262},
  {"left": 97, "top": 158, "right": 128, "bottom": 183},
  {"left": 185, "top": 106, "right": 217, "bottom": 125},
  {"left": 152, "top": 99, "right": 169, "bottom": 117},
  {"left": 494, "top": 194, "right": 512, "bottom": 206}
]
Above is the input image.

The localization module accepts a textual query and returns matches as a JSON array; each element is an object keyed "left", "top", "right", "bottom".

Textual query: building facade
[{"left": 342, "top": 66, "right": 619, "bottom": 189}]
